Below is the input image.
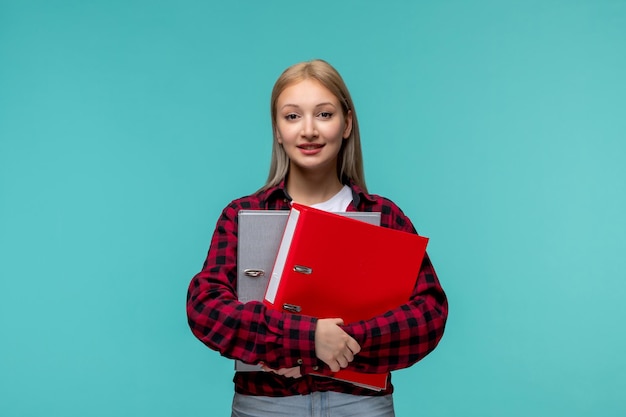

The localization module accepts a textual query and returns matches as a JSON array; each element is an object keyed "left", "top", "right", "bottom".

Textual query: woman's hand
[
  {"left": 260, "top": 363, "right": 302, "bottom": 378},
  {"left": 314, "top": 318, "right": 361, "bottom": 372}
]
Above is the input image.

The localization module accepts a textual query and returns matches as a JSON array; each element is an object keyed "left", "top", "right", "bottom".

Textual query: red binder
[{"left": 263, "top": 203, "right": 429, "bottom": 390}]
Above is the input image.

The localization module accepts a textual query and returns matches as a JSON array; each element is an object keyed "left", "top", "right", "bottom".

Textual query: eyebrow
[{"left": 280, "top": 102, "right": 338, "bottom": 110}]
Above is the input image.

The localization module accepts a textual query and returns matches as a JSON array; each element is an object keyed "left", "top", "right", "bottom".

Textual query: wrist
[{"left": 281, "top": 314, "right": 319, "bottom": 368}]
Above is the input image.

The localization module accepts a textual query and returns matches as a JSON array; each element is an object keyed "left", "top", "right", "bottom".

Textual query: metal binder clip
[
  {"left": 283, "top": 304, "right": 302, "bottom": 313},
  {"left": 243, "top": 269, "right": 265, "bottom": 278},
  {"left": 293, "top": 265, "right": 312, "bottom": 274}
]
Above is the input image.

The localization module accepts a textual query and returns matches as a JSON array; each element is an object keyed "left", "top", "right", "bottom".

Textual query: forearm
[{"left": 187, "top": 271, "right": 319, "bottom": 370}]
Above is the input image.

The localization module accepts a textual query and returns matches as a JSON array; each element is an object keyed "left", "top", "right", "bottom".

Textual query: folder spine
[{"left": 264, "top": 207, "right": 301, "bottom": 304}]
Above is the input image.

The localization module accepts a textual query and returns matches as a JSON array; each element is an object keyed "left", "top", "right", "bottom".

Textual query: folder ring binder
[
  {"left": 243, "top": 269, "right": 265, "bottom": 278},
  {"left": 283, "top": 303, "right": 302, "bottom": 313},
  {"left": 293, "top": 265, "right": 312, "bottom": 274}
]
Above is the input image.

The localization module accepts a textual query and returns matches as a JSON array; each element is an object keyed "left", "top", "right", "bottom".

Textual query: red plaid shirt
[{"left": 187, "top": 178, "right": 448, "bottom": 396}]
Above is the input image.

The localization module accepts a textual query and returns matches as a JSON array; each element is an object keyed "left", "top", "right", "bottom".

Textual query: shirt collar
[{"left": 257, "top": 177, "right": 376, "bottom": 207}]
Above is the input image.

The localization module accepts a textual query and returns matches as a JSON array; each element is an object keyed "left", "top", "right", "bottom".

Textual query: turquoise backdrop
[{"left": 1, "top": 1, "right": 625, "bottom": 416}]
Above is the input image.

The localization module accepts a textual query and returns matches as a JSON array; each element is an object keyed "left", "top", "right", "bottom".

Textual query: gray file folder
[{"left": 235, "top": 209, "right": 381, "bottom": 372}]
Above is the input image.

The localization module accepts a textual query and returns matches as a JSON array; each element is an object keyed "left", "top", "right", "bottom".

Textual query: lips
[
  {"left": 297, "top": 144, "right": 324, "bottom": 150},
  {"left": 296, "top": 143, "right": 324, "bottom": 155}
]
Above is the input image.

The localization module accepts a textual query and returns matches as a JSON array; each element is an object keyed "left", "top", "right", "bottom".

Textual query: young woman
[{"left": 187, "top": 59, "right": 448, "bottom": 417}]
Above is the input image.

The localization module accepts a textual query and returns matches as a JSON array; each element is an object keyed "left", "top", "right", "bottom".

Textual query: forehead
[{"left": 277, "top": 79, "right": 340, "bottom": 107}]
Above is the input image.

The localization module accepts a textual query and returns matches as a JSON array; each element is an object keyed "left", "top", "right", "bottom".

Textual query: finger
[
  {"left": 285, "top": 369, "right": 302, "bottom": 378},
  {"left": 347, "top": 338, "right": 361, "bottom": 355},
  {"left": 337, "top": 355, "right": 349, "bottom": 369},
  {"left": 328, "top": 360, "right": 340, "bottom": 372},
  {"left": 331, "top": 318, "right": 344, "bottom": 326}
]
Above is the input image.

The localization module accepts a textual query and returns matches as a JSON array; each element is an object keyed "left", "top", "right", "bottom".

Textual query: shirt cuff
[{"left": 281, "top": 314, "right": 320, "bottom": 371}]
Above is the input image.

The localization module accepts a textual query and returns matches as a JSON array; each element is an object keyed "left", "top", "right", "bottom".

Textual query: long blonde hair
[{"left": 261, "top": 59, "right": 367, "bottom": 193}]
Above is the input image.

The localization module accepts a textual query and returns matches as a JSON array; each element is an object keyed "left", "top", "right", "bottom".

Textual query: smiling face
[{"left": 275, "top": 78, "right": 353, "bottom": 179}]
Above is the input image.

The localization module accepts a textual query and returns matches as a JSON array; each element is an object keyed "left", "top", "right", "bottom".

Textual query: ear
[
  {"left": 343, "top": 110, "right": 353, "bottom": 139},
  {"left": 275, "top": 128, "right": 283, "bottom": 144}
]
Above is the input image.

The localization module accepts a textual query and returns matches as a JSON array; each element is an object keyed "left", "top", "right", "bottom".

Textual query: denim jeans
[{"left": 231, "top": 391, "right": 395, "bottom": 417}]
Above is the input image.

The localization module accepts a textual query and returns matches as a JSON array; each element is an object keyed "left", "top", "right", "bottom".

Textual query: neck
[{"left": 286, "top": 166, "right": 343, "bottom": 206}]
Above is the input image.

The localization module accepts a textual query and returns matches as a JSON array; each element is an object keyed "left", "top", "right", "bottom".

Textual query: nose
[{"left": 301, "top": 116, "right": 318, "bottom": 139}]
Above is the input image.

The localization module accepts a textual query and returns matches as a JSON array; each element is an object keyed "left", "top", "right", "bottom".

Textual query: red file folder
[{"left": 263, "top": 203, "right": 429, "bottom": 390}]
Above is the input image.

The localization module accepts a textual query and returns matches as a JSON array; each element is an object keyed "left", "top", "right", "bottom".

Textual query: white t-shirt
[{"left": 309, "top": 185, "right": 353, "bottom": 212}]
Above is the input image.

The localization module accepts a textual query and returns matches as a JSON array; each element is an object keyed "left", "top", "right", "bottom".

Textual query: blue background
[{"left": 1, "top": 1, "right": 625, "bottom": 416}]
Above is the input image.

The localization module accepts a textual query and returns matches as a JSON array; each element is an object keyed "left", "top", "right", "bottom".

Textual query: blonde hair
[{"left": 261, "top": 59, "right": 367, "bottom": 193}]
